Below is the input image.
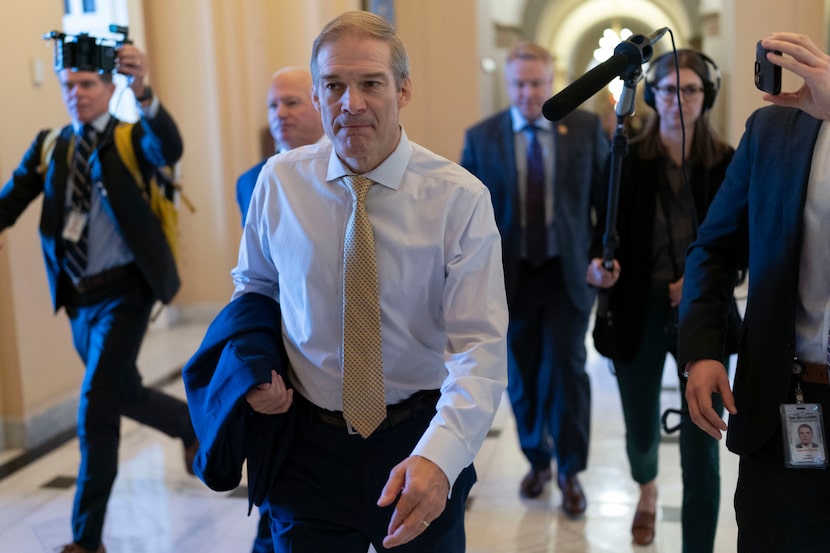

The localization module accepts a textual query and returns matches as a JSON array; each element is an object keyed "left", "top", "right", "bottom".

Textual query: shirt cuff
[{"left": 138, "top": 94, "right": 160, "bottom": 119}]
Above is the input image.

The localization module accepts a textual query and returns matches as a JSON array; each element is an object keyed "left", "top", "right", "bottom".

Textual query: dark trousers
[
  {"left": 614, "top": 286, "right": 723, "bottom": 553},
  {"left": 251, "top": 505, "right": 274, "bottom": 553},
  {"left": 64, "top": 273, "right": 195, "bottom": 550},
  {"left": 507, "top": 258, "right": 591, "bottom": 475},
  {"left": 264, "top": 395, "right": 475, "bottom": 552},
  {"left": 735, "top": 382, "right": 830, "bottom": 553}
]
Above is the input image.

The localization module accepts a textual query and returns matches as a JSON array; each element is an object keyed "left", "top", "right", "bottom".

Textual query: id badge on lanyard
[{"left": 781, "top": 361, "right": 829, "bottom": 469}]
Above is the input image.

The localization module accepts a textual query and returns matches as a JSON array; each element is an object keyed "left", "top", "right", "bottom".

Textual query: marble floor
[{"left": 0, "top": 313, "right": 740, "bottom": 552}]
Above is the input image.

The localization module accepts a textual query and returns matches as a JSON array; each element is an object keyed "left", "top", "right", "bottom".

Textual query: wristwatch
[{"left": 135, "top": 86, "right": 153, "bottom": 102}]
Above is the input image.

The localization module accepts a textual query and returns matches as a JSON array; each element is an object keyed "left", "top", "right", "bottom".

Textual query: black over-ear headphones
[{"left": 643, "top": 49, "right": 722, "bottom": 111}]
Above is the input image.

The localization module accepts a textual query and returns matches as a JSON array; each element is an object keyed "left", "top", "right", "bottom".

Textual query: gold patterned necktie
[{"left": 341, "top": 175, "right": 386, "bottom": 437}]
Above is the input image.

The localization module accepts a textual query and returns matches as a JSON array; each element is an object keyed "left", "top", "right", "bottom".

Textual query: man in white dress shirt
[{"left": 233, "top": 10, "right": 508, "bottom": 553}]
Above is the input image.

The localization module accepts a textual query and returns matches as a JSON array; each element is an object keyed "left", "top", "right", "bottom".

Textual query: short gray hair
[{"left": 310, "top": 10, "right": 410, "bottom": 91}]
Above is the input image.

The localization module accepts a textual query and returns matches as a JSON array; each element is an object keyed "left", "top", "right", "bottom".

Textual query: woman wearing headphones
[{"left": 586, "top": 50, "right": 739, "bottom": 550}]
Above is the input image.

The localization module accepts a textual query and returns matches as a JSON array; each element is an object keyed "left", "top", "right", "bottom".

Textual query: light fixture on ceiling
[{"left": 593, "top": 26, "right": 633, "bottom": 103}]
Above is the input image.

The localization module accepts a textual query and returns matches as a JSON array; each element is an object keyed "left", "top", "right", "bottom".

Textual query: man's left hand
[{"left": 377, "top": 455, "right": 449, "bottom": 548}]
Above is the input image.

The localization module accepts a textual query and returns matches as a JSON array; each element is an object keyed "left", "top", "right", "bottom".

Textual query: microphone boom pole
[
  {"left": 542, "top": 28, "right": 668, "bottom": 122},
  {"left": 543, "top": 27, "right": 670, "bottom": 271}
]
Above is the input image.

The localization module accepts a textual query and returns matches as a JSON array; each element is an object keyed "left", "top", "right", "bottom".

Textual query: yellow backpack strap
[
  {"left": 37, "top": 127, "right": 63, "bottom": 176},
  {"left": 113, "top": 122, "right": 180, "bottom": 262},
  {"left": 113, "top": 123, "right": 145, "bottom": 194}
]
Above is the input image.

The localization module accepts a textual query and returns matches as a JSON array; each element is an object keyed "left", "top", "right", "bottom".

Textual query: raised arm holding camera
[
  {"left": 679, "top": 32, "right": 830, "bottom": 551},
  {"left": 0, "top": 30, "right": 197, "bottom": 553}
]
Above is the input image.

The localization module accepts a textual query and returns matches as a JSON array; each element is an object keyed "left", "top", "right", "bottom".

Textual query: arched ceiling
[
  {"left": 494, "top": 0, "right": 696, "bottom": 86},
  {"left": 543, "top": 0, "right": 692, "bottom": 82}
]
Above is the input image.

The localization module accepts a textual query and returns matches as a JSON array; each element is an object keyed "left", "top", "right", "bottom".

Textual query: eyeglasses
[{"left": 652, "top": 85, "right": 705, "bottom": 99}]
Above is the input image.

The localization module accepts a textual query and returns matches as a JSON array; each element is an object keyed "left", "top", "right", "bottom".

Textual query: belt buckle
[{"left": 345, "top": 421, "right": 360, "bottom": 435}]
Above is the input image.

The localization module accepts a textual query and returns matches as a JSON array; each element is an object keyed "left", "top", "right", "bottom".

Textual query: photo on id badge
[{"left": 781, "top": 403, "right": 828, "bottom": 468}]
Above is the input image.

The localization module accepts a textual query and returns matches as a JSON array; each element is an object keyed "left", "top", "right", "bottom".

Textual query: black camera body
[{"left": 44, "top": 25, "right": 130, "bottom": 74}]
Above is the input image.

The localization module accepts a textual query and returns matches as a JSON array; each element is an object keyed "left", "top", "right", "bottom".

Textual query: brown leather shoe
[
  {"left": 631, "top": 509, "right": 656, "bottom": 545},
  {"left": 557, "top": 473, "right": 587, "bottom": 517},
  {"left": 58, "top": 543, "right": 106, "bottom": 553},
  {"left": 184, "top": 439, "right": 199, "bottom": 476},
  {"left": 519, "top": 466, "right": 552, "bottom": 498}
]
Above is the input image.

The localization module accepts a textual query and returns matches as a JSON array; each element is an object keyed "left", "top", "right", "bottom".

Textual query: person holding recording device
[
  {"left": 0, "top": 30, "right": 196, "bottom": 553},
  {"left": 586, "top": 49, "right": 737, "bottom": 550},
  {"left": 679, "top": 32, "right": 830, "bottom": 552}
]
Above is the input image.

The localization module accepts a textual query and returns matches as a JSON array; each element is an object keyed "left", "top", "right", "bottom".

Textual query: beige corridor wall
[
  {"left": 143, "top": 0, "right": 486, "bottom": 306},
  {"left": 0, "top": 0, "right": 84, "bottom": 445},
  {"left": 0, "top": 0, "right": 488, "bottom": 449},
  {"left": 141, "top": 0, "right": 361, "bottom": 307},
  {"left": 721, "top": 0, "right": 826, "bottom": 144}
]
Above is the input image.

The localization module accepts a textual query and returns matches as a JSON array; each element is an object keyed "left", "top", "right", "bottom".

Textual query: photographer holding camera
[{"left": 0, "top": 32, "right": 196, "bottom": 553}]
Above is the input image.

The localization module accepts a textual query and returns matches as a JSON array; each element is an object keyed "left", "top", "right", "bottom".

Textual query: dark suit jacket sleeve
[
  {"left": 0, "top": 130, "right": 51, "bottom": 230},
  {"left": 459, "top": 128, "right": 479, "bottom": 176},
  {"left": 133, "top": 103, "right": 184, "bottom": 170},
  {"left": 236, "top": 160, "right": 266, "bottom": 227},
  {"left": 679, "top": 117, "right": 752, "bottom": 369},
  {"left": 182, "top": 292, "right": 293, "bottom": 508}
]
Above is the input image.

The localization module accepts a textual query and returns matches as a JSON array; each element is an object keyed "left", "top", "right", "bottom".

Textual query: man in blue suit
[
  {"left": 680, "top": 32, "right": 830, "bottom": 552},
  {"left": 460, "top": 41, "right": 607, "bottom": 515},
  {"left": 236, "top": 67, "right": 325, "bottom": 225},
  {"left": 0, "top": 41, "right": 196, "bottom": 553},
  {"left": 233, "top": 66, "right": 323, "bottom": 553}
]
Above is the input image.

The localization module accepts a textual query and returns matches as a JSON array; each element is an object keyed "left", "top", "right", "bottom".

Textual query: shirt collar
[
  {"left": 73, "top": 113, "right": 111, "bottom": 135},
  {"left": 325, "top": 126, "right": 413, "bottom": 191},
  {"left": 510, "top": 106, "right": 552, "bottom": 134}
]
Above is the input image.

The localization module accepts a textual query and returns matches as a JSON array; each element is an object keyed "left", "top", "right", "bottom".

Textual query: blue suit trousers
[{"left": 64, "top": 273, "right": 195, "bottom": 550}]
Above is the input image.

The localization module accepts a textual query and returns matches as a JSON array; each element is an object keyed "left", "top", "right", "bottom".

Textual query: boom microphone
[{"left": 542, "top": 27, "right": 669, "bottom": 121}]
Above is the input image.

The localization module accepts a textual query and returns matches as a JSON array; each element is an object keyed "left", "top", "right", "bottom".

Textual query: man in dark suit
[
  {"left": 460, "top": 41, "right": 607, "bottom": 515},
  {"left": 236, "top": 67, "right": 325, "bottom": 225},
  {"left": 0, "top": 41, "right": 196, "bottom": 553},
  {"left": 679, "top": 32, "right": 830, "bottom": 553}
]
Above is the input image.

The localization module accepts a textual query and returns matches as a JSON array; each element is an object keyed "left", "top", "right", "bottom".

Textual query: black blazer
[
  {"left": 0, "top": 106, "right": 183, "bottom": 308},
  {"left": 460, "top": 109, "right": 608, "bottom": 312},
  {"left": 592, "top": 140, "right": 736, "bottom": 361},
  {"left": 679, "top": 105, "right": 824, "bottom": 456}
]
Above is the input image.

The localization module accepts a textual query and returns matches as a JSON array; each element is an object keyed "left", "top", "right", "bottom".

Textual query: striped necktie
[
  {"left": 341, "top": 175, "right": 387, "bottom": 438},
  {"left": 63, "top": 124, "right": 96, "bottom": 281}
]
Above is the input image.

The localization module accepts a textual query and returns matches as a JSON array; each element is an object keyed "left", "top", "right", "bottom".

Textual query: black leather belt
[
  {"left": 798, "top": 362, "right": 830, "bottom": 385},
  {"left": 72, "top": 263, "right": 137, "bottom": 294},
  {"left": 301, "top": 389, "right": 440, "bottom": 435}
]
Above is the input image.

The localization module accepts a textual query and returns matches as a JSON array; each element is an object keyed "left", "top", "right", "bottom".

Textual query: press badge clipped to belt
[{"left": 780, "top": 360, "right": 828, "bottom": 469}]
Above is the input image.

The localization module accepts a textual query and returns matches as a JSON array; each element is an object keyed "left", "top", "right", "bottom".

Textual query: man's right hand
[
  {"left": 684, "top": 359, "right": 736, "bottom": 440},
  {"left": 245, "top": 369, "right": 293, "bottom": 414},
  {"left": 586, "top": 257, "right": 620, "bottom": 288}
]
